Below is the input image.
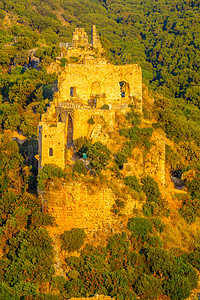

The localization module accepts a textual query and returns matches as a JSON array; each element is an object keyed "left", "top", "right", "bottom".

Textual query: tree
[{"left": 60, "top": 228, "right": 86, "bottom": 252}]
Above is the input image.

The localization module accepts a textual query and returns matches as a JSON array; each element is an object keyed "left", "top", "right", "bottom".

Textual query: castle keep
[
  {"left": 39, "top": 25, "right": 142, "bottom": 170},
  {"left": 38, "top": 26, "right": 167, "bottom": 235}
]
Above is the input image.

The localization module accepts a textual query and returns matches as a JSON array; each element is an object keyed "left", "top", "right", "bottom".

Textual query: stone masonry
[{"left": 38, "top": 25, "right": 143, "bottom": 171}]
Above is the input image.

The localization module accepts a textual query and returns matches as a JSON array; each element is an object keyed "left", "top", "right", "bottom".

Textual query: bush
[
  {"left": 100, "top": 104, "right": 109, "bottom": 110},
  {"left": 141, "top": 175, "right": 161, "bottom": 203},
  {"left": 111, "top": 199, "right": 125, "bottom": 215},
  {"left": 60, "top": 57, "right": 67, "bottom": 67},
  {"left": 146, "top": 248, "right": 176, "bottom": 277},
  {"left": 134, "top": 273, "right": 162, "bottom": 299},
  {"left": 151, "top": 218, "right": 165, "bottom": 233},
  {"left": 87, "top": 141, "right": 111, "bottom": 173},
  {"left": 127, "top": 217, "right": 153, "bottom": 240},
  {"left": 60, "top": 228, "right": 86, "bottom": 252},
  {"left": 186, "top": 248, "right": 200, "bottom": 271},
  {"left": 38, "top": 164, "right": 65, "bottom": 190},
  {"left": 107, "top": 233, "right": 130, "bottom": 256},
  {"left": 115, "top": 150, "right": 128, "bottom": 169},
  {"left": 124, "top": 175, "right": 141, "bottom": 193},
  {"left": 126, "top": 107, "right": 141, "bottom": 125},
  {"left": 87, "top": 117, "right": 95, "bottom": 125},
  {"left": 73, "top": 160, "right": 87, "bottom": 175}
]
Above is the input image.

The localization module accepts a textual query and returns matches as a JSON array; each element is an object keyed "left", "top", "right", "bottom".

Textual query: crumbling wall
[{"left": 58, "top": 64, "right": 142, "bottom": 110}]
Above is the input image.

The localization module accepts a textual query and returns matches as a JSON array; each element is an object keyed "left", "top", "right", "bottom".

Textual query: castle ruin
[{"left": 38, "top": 25, "right": 143, "bottom": 171}]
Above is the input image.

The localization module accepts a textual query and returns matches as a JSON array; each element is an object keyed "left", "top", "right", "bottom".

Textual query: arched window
[
  {"left": 49, "top": 148, "right": 53, "bottom": 156},
  {"left": 119, "top": 81, "right": 130, "bottom": 98}
]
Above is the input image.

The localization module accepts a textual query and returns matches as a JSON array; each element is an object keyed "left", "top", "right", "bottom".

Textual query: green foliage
[
  {"left": 126, "top": 107, "right": 141, "bottom": 125},
  {"left": 0, "top": 103, "right": 22, "bottom": 131},
  {"left": 177, "top": 193, "right": 200, "bottom": 224},
  {"left": 60, "top": 57, "right": 67, "bottom": 67},
  {"left": 124, "top": 175, "right": 141, "bottom": 193},
  {"left": 60, "top": 228, "right": 86, "bottom": 252},
  {"left": 87, "top": 117, "right": 95, "bottom": 125},
  {"left": 88, "top": 141, "right": 111, "bottom": 173},
  {"left": 134, "top": 273, "right": 162, "bottom": 300},
  {"left": 75, "top": 137, "right": 92, "bottom": 157},
  {"left": 186, "top": 248, "right": 200, "bottom": 271},
  {"left": 73, "top": 160, "right": 87, "bottom": 175},
  {"left": 141, "top": 175, "right": 161, "bottom": 203},
  {"left": 0, "top": 282, "right": 19, "bottom": 300},
  {"left": 100, "top": 104, "right": 109, "bottom": 110},
  {"left": 165, "top": 144, "right": 181, "bottom": 172},
  {"left": 120, "top": 126, "right": 153, "bottom": 151},
  {"left": 38, "top": 164, "right": 65, "bottom": 190},
  {"left": 76, "top": 140, "right": 111, "bottom": 174},
  {"left": 2, "top": 228, "right": 55, "bottom": 292},
  {"left": 141, "top": 175, "right": 169, "bottom": 217},
  {"left": 111, "top": 198, "right": 125, "bottom": 215},
  {"left": 127, "top": 217, "right": 153, "bottom": 240},
  {"left": 151, "top": 218, "right": 165, "bottom": 233},
  {"left": 0, "top": 134, "right": 23, "bottom": 194},
  {"left": 115, "top": 150, "right": 128, "bottom": 169},
  {"left": 146, "top": 248, "right": 176, "bottom": 277}
]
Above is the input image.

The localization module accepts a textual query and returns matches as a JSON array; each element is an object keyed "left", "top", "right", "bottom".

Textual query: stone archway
[
  {"left": 119, "top": 81, "right": 130, "bottom": 98},
  {"left": 67, "top": 114, "right": 73, "bottom": 147}
]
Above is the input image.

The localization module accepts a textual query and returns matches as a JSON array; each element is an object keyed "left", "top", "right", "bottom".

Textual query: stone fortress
[
  {"left": 38, "top": 25, "right": 142, "bottom": 171},
  {"left": 38, "top": 26, "right": 165, "bottom": 234}
]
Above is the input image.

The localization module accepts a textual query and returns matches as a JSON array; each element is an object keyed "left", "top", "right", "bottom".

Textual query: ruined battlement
[{"left": 39, "top": 26, "right": 143, "bottom": 171}]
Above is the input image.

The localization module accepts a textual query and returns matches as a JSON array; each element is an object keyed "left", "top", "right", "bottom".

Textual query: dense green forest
[{"left": 0, "top": 0, "right": 200, "bottom": 299}]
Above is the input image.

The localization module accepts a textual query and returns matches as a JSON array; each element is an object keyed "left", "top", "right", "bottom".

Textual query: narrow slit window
[
  {"left": 49, "top": 148, "right": 53, "bottom": 156},
  {"left": 70, "top": 87, "right": 76, "bottom": 97}
]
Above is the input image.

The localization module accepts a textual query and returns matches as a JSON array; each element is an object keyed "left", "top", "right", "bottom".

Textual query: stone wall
[
  {"left": 44, "top": 181, "right": 140, "bottom": 233},
  {"left": 58, "top": 63, "right": 142, "bottom": 110}
]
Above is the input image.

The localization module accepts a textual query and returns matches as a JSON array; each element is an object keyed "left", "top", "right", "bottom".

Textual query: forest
[{"left": 0, "top": 0, "right": 200, "bottom": 299}]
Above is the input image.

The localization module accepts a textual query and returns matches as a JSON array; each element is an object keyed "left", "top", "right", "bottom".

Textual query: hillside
[{"left": 0, "top": 0, "right": 200, "bottom": 299}]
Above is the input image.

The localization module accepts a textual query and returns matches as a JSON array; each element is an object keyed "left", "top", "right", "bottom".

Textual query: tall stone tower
[{"left": 91, "top": 25, "right": 102, "bottom": 49}]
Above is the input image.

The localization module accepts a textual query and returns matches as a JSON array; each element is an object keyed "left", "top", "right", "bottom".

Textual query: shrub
[
  {"left": 134, "top": 273, "right": 162, "bottom": 299},
  {"left": 75, "top": 137, "right": 92, "bottom": 157},
  {"left": 126, "top": 107, "right": 141, "bottom": 125},
  {"left": 38, "top": 164, "right": 65, "bottom": 190},
  {"left": 151, "top": 218, "right": 165, "bottom": 233},
  {"left": 146, "top": 248, "right": 176, "bottom": 277},
  {"left": 186, "top": 248, "right": 200, "bottom": 271},
  {"left": 60, "top": 228, "right": 86, "bottom": 252},
  {"left": 176, "top": 193, "right": 200, "bottom": 224},
  {"left": 127, "top": 217, "right": 153, "bottom": 240},
  {"left": 124, "top": 175, "right": 141, "bottom": 193},
  {"left": 73, "top": 160, "right": 87, "bottom": 175},
  {"left": 107, "top": 233, "right": 130, "bottom": 256},
  {"left": 141, "top": 175, "right": 161, "bottom": 203},
  {"left": 60, "top": 57, "right": 67, "bottom": 67},
  {"left": 115, "top": 150, "right": 128, "bottom": 169},
  {"left": 111, "top": 199, "right": 125, "bottom": 215},
  {"left": 100, "top": 104, "right": 109, "bottom": 110},
  {"left": 65, "top": 256, "right": 81, "bottom": 269},
  {"left": 87, "top": 141, "right": 111, "bottom": 173},
  {"left": 87, "top": 117, "right": 95, "bottom": 125}
]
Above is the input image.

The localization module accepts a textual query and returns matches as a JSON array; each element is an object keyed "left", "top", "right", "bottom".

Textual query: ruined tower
[{"left": 91, "top": 25, "right": 102, "bottom": 49}]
